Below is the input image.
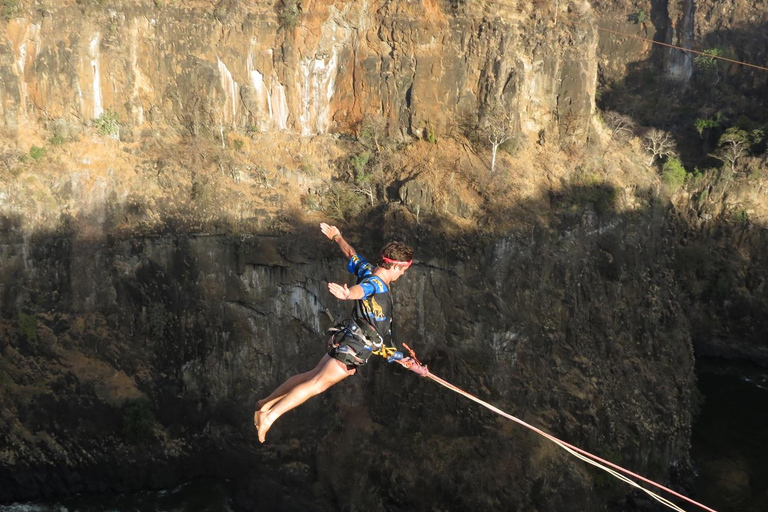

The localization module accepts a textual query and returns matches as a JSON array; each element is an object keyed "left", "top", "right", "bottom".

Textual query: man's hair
[{"left": 378, "top": 241, "right": 414, "bottom": 269}]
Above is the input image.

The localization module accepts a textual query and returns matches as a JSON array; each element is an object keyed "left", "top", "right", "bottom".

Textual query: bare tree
[
  {"left": 715, "top": 127, "right": 749, "bottom": 171},
  {"left": 357, "top": 115, "right": 388, "bottom": 155},
  {"left": 603, "top": 111, "right": 636, "bottom": 141},
  {"left": 350, "top": 151, "right": 375, "bottom": 206},
  {"left": 352, "top": 177, "right": 375, "bottom": 206},
  {"left": 479, "top": 106, "right": 517, "bottom": 173},
  {"left": 643, "top": 128, "right": 676, "bottom": 166}
]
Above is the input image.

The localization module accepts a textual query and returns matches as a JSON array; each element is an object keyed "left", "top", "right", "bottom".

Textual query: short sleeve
[
  {"left": 358, "top": 275, "right": 388, "bottom": 299},
  {"left": 347, "top": 253, "right": 374, "bottom": 278}
]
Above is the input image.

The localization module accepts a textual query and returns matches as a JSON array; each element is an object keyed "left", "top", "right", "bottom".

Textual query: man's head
[{"left": 378, "top": 242, "right": 414, "bottom": 280}]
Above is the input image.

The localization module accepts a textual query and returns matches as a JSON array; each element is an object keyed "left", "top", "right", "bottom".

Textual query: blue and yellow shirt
[{"left": 348, "top": 253, "right": 394, "bottom": 344}]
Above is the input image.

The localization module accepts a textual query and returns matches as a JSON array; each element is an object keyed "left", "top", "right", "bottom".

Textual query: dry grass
[{"left": 0, "top": 116, "right": 665, "bottom": 240}]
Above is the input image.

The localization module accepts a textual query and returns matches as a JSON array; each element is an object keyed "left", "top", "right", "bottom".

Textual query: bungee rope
[{"left": 391, "top": 344, "right": 718, "bottom": 512}]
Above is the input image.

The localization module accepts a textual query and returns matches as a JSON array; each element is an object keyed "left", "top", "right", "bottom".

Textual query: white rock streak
[
  {"left": 10, "top": 22, "right": 40, "bottom": 120},
  {"left": 298, "top": 49, "right": 338, "bottom": 135},
  {"left": 217, "top": 58, "right": 239, "bottom": 127},
  {"left": 247, "top": 44, "right": 288, "bottom": 131},
  {"left": 89, "top": 33, "right": 103, "bottom": 119}
]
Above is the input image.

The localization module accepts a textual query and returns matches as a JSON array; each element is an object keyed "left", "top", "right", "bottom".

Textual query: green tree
[
  {"left": 17, "top": 313, "right": 38, "bottom": 341},
  {"left": 1, "top": 0, "right": 20, "bottom": 19},
  {"left": 661, "top": 157, "right": 687, "bottom": 189}
]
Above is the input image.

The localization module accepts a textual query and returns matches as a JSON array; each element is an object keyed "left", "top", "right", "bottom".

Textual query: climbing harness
[
  {"left": 326, "top": 318, "right": 386, "bottom": 367},
  {"left": 389, "top": 344, "right": 718, "bottom": 512}
]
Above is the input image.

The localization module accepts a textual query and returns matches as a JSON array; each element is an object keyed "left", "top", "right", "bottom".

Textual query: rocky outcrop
[{"left": 671, "top": 170, "right": 768, "bottom": 365}]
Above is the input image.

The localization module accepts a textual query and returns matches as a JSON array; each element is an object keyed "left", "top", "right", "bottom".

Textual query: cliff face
[
  {"left": 0, "top": 198, "right": 696, "bottom": 510},
  {"left": 0, "top": 0, "right": 765, "bottom": 510},
  {"left": 0, "top": 0, "right": 598, "bottom": 142}
]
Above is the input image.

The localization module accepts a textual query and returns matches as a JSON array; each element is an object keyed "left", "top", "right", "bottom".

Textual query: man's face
[{"left": 390, "top": 265, "right": 408, "bottom": 282}]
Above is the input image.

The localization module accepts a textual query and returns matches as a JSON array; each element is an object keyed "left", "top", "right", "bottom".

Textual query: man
[{"left": 254, "top": 222, "right": 414, "bottom": 443}]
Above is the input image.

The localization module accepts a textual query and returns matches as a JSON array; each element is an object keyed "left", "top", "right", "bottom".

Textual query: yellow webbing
[{"left": 372, "top": 345, "right": 398, "bottom": 358}]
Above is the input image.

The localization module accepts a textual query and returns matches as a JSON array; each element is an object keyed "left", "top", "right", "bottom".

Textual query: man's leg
[
  {"left": 256, "top": 356, "right": 329, "bottom": 412},
  {"left": 255, "top": 354, "right": 353, "bottom": 443}
]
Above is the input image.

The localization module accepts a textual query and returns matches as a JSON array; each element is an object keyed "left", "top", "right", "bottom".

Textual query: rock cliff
[
  {"left": 0, "top": 0, "right": 766, "bottom": 511},
  {"left": 0, "top": 202, "right": 696, "bottom": 511},
  {"left": 0, "top": 0, "right": 599, "bottom": 142}
]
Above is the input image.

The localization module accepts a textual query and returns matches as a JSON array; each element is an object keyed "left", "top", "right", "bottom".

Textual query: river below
[{"left": 690, "top": 357, "right": 768, "bottom": 512}]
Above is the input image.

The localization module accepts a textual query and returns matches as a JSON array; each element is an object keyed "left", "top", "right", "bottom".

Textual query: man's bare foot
[
  {"left": 253, "top": 410, "right": 260, "bottom": 428},
  {"left": 257, "top": 399, "right": 267, "bottom": 411},
  {"left": 256, "top": 411, "right": 275, "bottom": 443}
]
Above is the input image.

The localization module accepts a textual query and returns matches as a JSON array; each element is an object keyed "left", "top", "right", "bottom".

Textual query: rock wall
[
  {"left": 0, "top": 190, "right": 696, "bottom": 510},
  {"left": 5, "top": 0, "right": 766, "bottom": 509},
  {"left": 0, "top": 0, "right": 598, "bottom": 142}
]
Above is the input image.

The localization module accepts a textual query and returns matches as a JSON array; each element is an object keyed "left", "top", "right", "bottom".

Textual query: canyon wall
[
  {"left": 0, "top": 203, "right": 696, "bottom": 510},
  {"left": 0, "top": 0, "right": 598, "bottom": 142},
  {"left": 1, "top": 0, "right": 767, "bottom": 510}
]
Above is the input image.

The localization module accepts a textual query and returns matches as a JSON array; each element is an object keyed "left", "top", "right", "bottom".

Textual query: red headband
[{"left": 382, "top": 256, "right": 412, "bottom": 268}]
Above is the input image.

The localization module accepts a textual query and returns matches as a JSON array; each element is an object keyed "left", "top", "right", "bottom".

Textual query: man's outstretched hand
[
  {"left": 328, "top": 282, "right": 351, "bottom": 300},
  {"left": 320, "top": 223, "right": 340, "bottom": 241}
]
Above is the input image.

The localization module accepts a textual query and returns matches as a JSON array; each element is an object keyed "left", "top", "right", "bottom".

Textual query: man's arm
[
  {"left": 327, "top": 282, "right": 365, "bottom": 301},
  {"left": 320, "top": 223, "right": 356, "bottom": 260}
]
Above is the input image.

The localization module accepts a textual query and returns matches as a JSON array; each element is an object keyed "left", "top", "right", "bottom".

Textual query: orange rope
[{"left": 397, "top": 354, "right": 719, "bottom": 512}]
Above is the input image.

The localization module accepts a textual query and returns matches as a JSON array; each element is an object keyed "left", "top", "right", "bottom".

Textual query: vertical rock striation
[{"left": 0, "top": 1, "right": 598, "bottom": 142}]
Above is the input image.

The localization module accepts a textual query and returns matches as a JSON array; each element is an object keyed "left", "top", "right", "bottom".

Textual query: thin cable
[
  {"left": 566, "top": 16, "right": 768, "bottom": 73},
  {"left": 422, "top": 371, "right": 718, "bottom": 512}
]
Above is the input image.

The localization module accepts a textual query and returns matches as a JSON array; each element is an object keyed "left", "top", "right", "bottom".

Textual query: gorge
[{"left": 1, "top": 1, "right": 767, "bottom": 511}]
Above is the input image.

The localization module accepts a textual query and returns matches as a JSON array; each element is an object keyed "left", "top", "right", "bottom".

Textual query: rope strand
[
  {"left": 418, "top": 370, "right": 718, "bottom": 512},
  {"left": 564, "top": 15, "right": 768, "bottom": 73}
]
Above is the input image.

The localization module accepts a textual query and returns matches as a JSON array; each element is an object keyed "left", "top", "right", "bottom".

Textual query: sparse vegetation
[
  {"left": 321, "top": 181, "right": 367, "bottom": 222},
  {"left": 29, "top": 146, "right": 46, "bottom": 161},
  {"left": 17, "top": 312, "right": 38, "bottom": 342},
  {"left": 94, "top": 110, "right": 121, "bottom": 137},
  {"left": 1, "top": 0, "right": 21, "bottom": 19},
  {"left": 733, "top": 208, "right": 749, "bottom": 227},
  {"left": 357, "top": 116, "right": 389, "bottom": 154},
  {"left": 75, "top": 0, "right": 111, "bottom": 7},
  {"left": 279, "top": 0, "right": 302, "bottom": 29},
  {"left": 350, "top": 151, "right": 375, "bottom": 205},
  {"left": 122, "top": 398, "right": 155, "bottom": 442}
]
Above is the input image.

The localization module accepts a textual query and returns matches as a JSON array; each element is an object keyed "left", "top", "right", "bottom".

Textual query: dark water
[
  {"left": 2, "top": 360, "right": 765, "bottom": 512},
  {"left": 0, "top": 478, "right": 234, "bottom": 512},
  {"left": 691, "top": 359, "right": 768, "bottom": 512}
]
